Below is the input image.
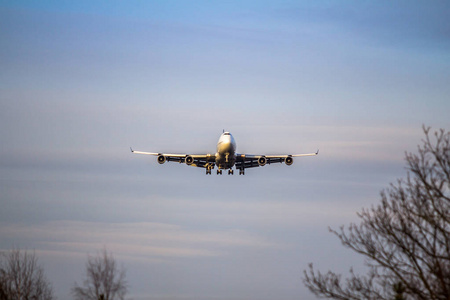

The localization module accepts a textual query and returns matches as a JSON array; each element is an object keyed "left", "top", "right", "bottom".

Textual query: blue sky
[{"left": 1, "top": 1, "right": 450, "bottom": 300}]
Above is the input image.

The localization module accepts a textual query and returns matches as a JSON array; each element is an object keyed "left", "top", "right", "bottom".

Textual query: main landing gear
[
  {"left": 217, "top": 169, "right": 234, "bottom": 175},
  {"left": 206, "top": 167, "right": 244, "bottom": 175},
  {"left": 208, "top": 169, "right": 236, "bottom": 175},
  {"left": 205, "top": 164, "right": 213, "bottom": 175}
]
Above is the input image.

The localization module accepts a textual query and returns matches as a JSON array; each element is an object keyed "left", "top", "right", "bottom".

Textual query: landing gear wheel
[
  {"left": 228, "top": 169, "right": 234, "bottom": 175},
  {"left": 217, "top": 169, "right": 222, "bottom": 175},
  {"left": 206, "top": 168, "right": 212, "bottom": 175},
  {"left": 239, "top": 169, "right": 245, "bottom": 175}
]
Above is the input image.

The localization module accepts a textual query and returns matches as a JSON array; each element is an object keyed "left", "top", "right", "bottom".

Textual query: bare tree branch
[
  {"left": 0, "top": 248, "right": 54, "bottom": 300},
  {"left": 72, "top": 248, "right": 128, "bottom": 300},
  {"left": 303, "top": 126, "right": 450, "bottom": 300}
]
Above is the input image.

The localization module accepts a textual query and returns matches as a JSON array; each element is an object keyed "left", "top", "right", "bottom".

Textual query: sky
[{"left": 1, "top": 1, "right": 450, "bottom": 299}]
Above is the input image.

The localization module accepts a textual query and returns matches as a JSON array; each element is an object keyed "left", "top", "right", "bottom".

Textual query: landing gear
[
  {"left": 217, "top": 169, "right": 222, "bottom": 175},
  {"left": 228, "top": 169, "right": 234, "bottom": 175},
  {"left": 239, "top": 168, "right": 245, "bottom": 175},
  {"left": 205, "top": 164, "right": 213, "bottom": 175}
]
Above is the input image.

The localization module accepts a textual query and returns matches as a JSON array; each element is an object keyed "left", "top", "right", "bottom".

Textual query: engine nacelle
[
  {"left": 285, "top": 156, "right": 293, "bottom": 166},
  {"left": 258, "top": 156, "right": 267, "bottom": 166},
  {"left": 157, "top": 155, "right": 166, "bottom": 164},
  {"left": 185, "top": 155, "right": 194, "bottom": 165}
]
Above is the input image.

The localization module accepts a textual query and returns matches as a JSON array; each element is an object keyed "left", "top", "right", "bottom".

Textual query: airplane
[{"left": 131, "top": 131, "right": 318, "bottom": 175}]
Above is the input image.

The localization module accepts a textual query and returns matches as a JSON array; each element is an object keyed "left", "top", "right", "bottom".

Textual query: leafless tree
[
  {"left": 0, "top": 248, "right": 54, "bottom": 300},
  {"left": 303, "top": 126, "right": 450, "bottom": 300},
  {"left": 72, "top": 248, "right": 127, "bottom": 300}
]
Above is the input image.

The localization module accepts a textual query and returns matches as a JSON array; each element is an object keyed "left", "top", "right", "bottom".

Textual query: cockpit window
[{"left": 224, "top": 132, "right": 230, "bottom": 135}]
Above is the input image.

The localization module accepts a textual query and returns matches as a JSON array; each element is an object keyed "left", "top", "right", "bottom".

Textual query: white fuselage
[{"left": 215, "top": 132, "right": 236, "bottom": 169}]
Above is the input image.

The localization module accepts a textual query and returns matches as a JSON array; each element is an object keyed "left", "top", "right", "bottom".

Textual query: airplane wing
[
  {"left": 235, "top": 150, "right": 318, "bottom": 169},
  {"left": 130, "top": 148, "right": 216, "bottom": 168}
]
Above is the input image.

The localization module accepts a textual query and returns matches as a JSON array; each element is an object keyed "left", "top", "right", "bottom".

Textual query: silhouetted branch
[
  {"left": 303, "top": 126, "right": 450, "bottom": 300},
  {"left": 0, "top": 249, "right": 54, "bottom": 300},
  {"left": 72, "top": 248, "right": 128, "bottom": 300}
]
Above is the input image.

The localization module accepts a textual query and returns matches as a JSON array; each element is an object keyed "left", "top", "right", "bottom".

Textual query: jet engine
[
  {"left": 185, "top": 155, "right": 194, "bottom": 165},
  {"left": 285, "top": 156, "right": 293, "bottom": 166},
  {"left": 258, "top": 156, "right": 267, "bottom": 166},
  {"left": 157, "top": 155, "right": 166, "bottom": 164}
]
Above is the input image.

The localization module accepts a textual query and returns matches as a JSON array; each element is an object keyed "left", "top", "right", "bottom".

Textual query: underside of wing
[
  {"left": 235, "top": 150, "right": 318, "bottom": 169},
  {"left": 183, "top": 154, "right": 216, "bottom": 168},
  {"left": 131, "top": 148, "right": 216, "bottom": 168}
]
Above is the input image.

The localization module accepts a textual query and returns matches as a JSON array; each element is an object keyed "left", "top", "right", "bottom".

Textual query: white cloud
[{"left": 0, "top": 220, "right": 277, "bottom": 262}]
